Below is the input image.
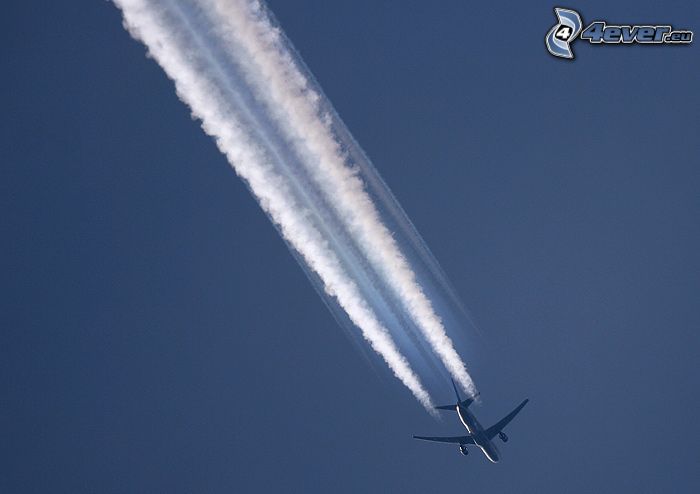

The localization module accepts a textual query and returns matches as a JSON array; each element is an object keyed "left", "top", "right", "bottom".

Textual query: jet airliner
[{"left": 413, "top": 381, "right": 528, "bottom": 463}]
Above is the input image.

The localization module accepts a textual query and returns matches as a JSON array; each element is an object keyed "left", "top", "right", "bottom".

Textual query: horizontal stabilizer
[
  {"left": 460, "top": 397, "right": 475, "bottom": 408},
  {"left": 435, "top": 404, "right": 457, "bottom": 411},
  {"left": 435, "top": 399, "right": 474, "bottom": 411}
]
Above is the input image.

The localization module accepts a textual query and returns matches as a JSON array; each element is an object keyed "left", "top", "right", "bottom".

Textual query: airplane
[{"left": 413, "top": 380, "right": 528, "bottom": 463}]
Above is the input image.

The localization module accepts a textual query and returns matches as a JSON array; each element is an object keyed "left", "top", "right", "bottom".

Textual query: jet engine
[
  {"left": 498, "top": 431, "right": 508, "bottom": 443},
  {"left": 459, "top": 444, "right": 469, "bottom": 456}
]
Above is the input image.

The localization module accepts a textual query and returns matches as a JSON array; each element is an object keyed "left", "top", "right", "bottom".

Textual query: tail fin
[
  {"left": 434, "top": 379, "right": 476, "bottom": 411},
  {"left": 451, "top": 378, "right": 462, "bottom": 402}
]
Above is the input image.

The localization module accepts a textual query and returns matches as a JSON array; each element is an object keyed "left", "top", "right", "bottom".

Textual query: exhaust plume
[{"left": 113, "top": 0, "right": 478, "bottom": 410}]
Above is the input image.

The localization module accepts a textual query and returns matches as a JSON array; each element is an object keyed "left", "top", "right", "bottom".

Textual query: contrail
[
  {"left": 113, "top": 0, "right": 478, "bottom": 408},
  {"left": 197, "top": 0, "right": 476, "bottom": 397},
  {"left": 114, "top": 0, "right": 435, "bottom": 410}
]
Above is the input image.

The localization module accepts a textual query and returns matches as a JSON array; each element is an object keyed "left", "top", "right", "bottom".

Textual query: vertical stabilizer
[
  {"left": 435, "top": 379, "right": 475, "bottom": 411},
  {"left": 452, "top": 378, "right": 476, "bottom": 408},
  {"left": 451, "top": 378, "right": 462, "bottom": 402}
]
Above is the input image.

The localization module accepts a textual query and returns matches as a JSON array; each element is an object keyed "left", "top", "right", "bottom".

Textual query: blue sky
[{"left": 3, "top": 1, "right": 699, "bottom": 492}]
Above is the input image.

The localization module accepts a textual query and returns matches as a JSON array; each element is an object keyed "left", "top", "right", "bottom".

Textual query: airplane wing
[
  {"left": 486, "top": 399, "right": 529, "bottom": 439},
  {"left": 412, "top": 435, "right": 474, "bottom": 444}
]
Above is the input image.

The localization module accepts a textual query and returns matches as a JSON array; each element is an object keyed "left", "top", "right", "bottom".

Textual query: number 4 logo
[
  {"left": 545, "top": 8, "right": 584, "bottom": 59},
  {"left": 556, "top": 26, "right": 572, "bottom": 40}
]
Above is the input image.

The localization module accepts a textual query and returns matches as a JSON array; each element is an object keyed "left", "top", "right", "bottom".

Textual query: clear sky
[{"left": 3, "top": 1, "right": 699, "bottom": 492}]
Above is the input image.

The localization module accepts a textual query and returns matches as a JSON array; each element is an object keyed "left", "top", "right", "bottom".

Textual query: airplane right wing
[
  {"left": 485, "top": 399, "right": 529, "bottom": 439},
  {"left": 412, "top": 435, "right": 474, "bottom": 444}
]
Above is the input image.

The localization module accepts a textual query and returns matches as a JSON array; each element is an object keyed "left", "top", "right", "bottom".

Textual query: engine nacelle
[
  {"left": 498, "top": 431, "right": 509, "bottom": 443},
  {"left": 459, "top": 444, "right": 469, "bottom": 456}
]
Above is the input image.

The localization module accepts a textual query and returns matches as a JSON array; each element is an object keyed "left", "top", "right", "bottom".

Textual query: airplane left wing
[
  {"left": 412, "top": 435, "right": 474, "bottom": 444},
  {"left": 486, "top": 399, "right": 529, "bottom": 439}
]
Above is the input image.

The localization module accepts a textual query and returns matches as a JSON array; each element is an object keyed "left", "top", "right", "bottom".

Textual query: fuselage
[{"left": 457, "top": 404, "right": 500, "bottom": 463}]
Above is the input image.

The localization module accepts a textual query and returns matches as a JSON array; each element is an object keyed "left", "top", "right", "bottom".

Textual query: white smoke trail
[
  {"left": 197, "top": 0, "right": 477, "bottom": 396},
  {"left": 113, "top": 0, "right": 436, "bottom": 411}
]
